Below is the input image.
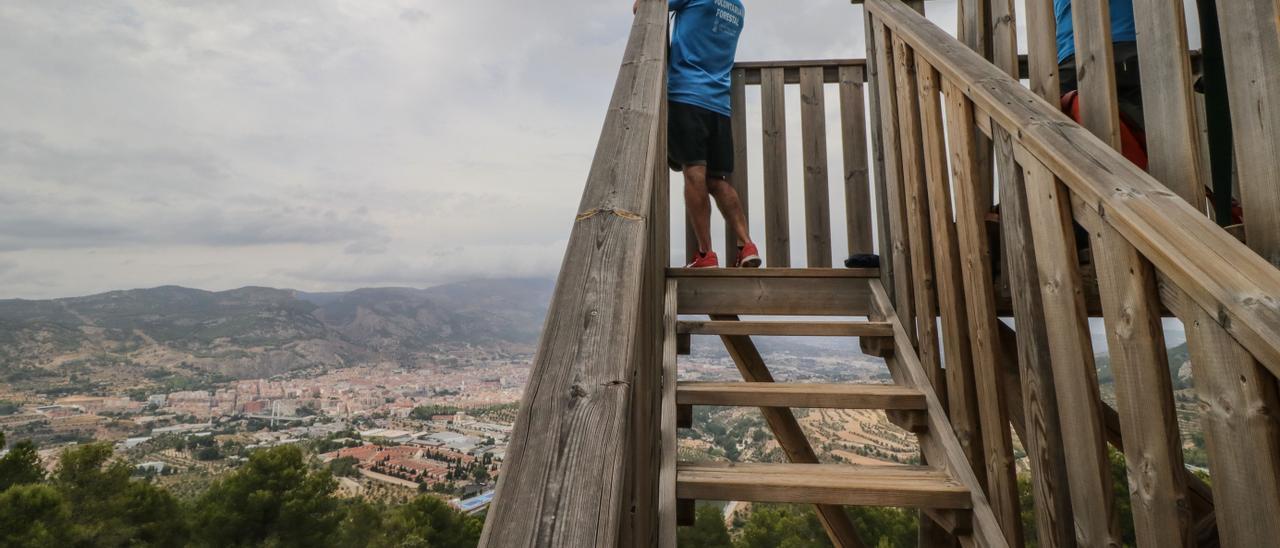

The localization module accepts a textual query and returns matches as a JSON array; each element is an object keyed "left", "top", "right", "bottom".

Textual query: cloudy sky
[{"left": 0, "top": 0, "right": 992, "bottom": 299}]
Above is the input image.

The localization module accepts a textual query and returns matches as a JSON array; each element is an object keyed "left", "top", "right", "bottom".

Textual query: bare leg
[
  {"left": 683, "top": 165, "right": 714, "bottom": 254},
  {"left": 708, "top": 176, "right": 753, "bottom": 247}
]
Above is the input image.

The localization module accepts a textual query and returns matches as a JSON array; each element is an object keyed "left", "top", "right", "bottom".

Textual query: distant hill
[{"left": 0, "top": 279, "right": 553, "bottom": 389}]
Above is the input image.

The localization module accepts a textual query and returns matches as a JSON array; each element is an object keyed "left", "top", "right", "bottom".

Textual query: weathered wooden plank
[
  {"left": 1183, "top": 302, "right": 1280, "bottom": 546},
  {"left": 988, "top": 0, "right": 1017, "bottom": 77},
  {"left": 915, "top": 57, "right": 985, "bottom": 489},
  {"left": 479, "top": 1, "right": 667, "bottom": 544},
  {"left": 1069, "top": 0, "right": 1122, "bottom": 149},
  {"left": 1019, "top": 153, "right": 1120, "bottom": 547},
  {"left": 839, "top": 65, "right": 874, "bottom": 256},
  {"left": 865, "top": 13, "right": 894, "bottom": 300},
  {"left": 710, "top": 316, "right": 867, "bottom": 547},
  {"left": 941, "top": 79, "right": 1022, "bottom": 547},
  {"left": 1131, "top": 0, "right": 1206, "bottom": 209},
  {"left": 892, "top": 38, "right": 945, "bottom": 403},
  {"left": 666, "top": 267, "right": 878, "bottom": 278},
  {"left": 674, "top": 276, "right": 871, "bottom": 316},
  {"left": 760, "top": 67, "right": 791, "bottom": 267},
  {"left": 867, "top": 0, "right": 1280, "bottom": 383},
  {"left": 869, "top": 281, "right": 1011, "bottom": 548},
  {"left": 677, "top": 462, "right": 972, "bottom": 509},
  {"left": 737, "top": 62, "right": 865, "bottom": 86},
  {"left": 1023, "top": 0, "right": 1060, "bottom": 103},
  {"left": 872, "top": 19, "right": 917, "bottom": 343},
  {"left": 991, "top": 124, "right": 1077, "bottom": 548},
  {"left": 657, "top": 281, "right": 678, "bottom": 548},
  {"left": 727, "top": 67, "right": 751, "bottom": 265},
  {"left": 799, "top": 66, "right": 833, "bottom": 267},
  {"left": 1088, "top": 220, "right": 1191, "bottom": 547},
  {"left": 1213, "top": 0, "right": 1280, "bottom": 265},
  {"left": 677, "top": 320, "right": 892, "bottom": 338},
  {"left": 676, "top": 382, "right": 925, "bottom": 410}
]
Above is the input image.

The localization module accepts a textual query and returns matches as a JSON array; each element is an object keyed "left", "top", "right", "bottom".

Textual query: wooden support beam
[
  {"left": 1213, "top": 0, "right": 1280, "bottom": 265},
  {"left": 915, "top": 57, "right": 985, "bottom": 485},
  {"left": 865, "top": 13, "right": 894, "bottom": 301},
  {"left": 727, "top": 68, "right": 751, "bottom": 265},
  {"left": 1069, "top": 0, "right": 1122, "bottom": 149},
  {"left": 658, "top": 281, "right": 679, "bottom": 548},
  {"left": 479, "top": 0, "right": 667, "bottom": 543},
  {"left": 709, "top": 315, "right": 867, "bottom": 548},
  {"left": 800, "top": 66, "right": 834, "bottom": 267},
  {"left": 992, "top": 124, "right": 1077, "bottom": 548},
  {"left": 839, "top": 65, "right": 874, "bottom": 256},
  {"left": 892, "top": 38, "right": 946, "bottom": 402},
  {"left": 1022, "top": 0, "right": 1060, "bottom": 104},
  {"left": 1088, "top": 218, "right": 1192, "bottom": 546},
  {"left": 677, "top": 462, "right": 972, "bottom": 509},
  {"left": 1020, "top": 153, "right": 1121, "bottom": 547},
  {"left": 1183, "top": 303, "right": 1280, "bottom": 546},
  {"left": 761, "top": 67, "right": 791, "bottom": 267},
  {"left": 871, "top": 19, "right": 917, "bottom": 336},
  {"left": 677, "top": 320, "right": 892, "bottom": 338},
  {"left": 869, "top": 281, "right": 1011, "bottom": 548},
  {"left": 676, "top": 382, "right": 926, "bottom": 410},
  {"left": 942, "top": 79, "right": 1022, "bottom": 547},
  {"left": 673, "top": 275, "right": 871, "bottom": 316}
]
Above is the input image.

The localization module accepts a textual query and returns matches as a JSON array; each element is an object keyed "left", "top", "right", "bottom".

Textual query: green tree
[
  {"left": 335, "top": 499, "right": 389, "bottom": 547},
  {"left": 847, "top": 507, "right": 917, "bottom": 547},
  {"left": 678, "top": 504, "right": 733, "bottom": 548},
  {"left": 380, "top": 494, "right": 483, "bottom": 548},
  {"left": 328, "top": 456, "right": 361, "bottom": 478},
  {"left": 190, "top": 445, "right": 342, "bottom": 548},
  {"left": 0, "top": 433, "right": 45, "bottom": 491},
  {"left": 0, "top": 484, "right": 73, "bottom": 547},
  {"left": 53, "top": 443, "right": 187, "bottom": 547},
  {"left": 735, "top": 503, "right": 830, "bottom": 548}
]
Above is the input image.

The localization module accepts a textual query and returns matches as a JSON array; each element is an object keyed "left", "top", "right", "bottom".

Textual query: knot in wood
[{"left": 569, "top": 384, "right": 588, "bottom": 399}]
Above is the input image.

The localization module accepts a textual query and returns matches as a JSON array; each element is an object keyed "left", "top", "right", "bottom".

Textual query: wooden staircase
[{"left": 658, "top": 268, "right": 1001, "bottom": 547}]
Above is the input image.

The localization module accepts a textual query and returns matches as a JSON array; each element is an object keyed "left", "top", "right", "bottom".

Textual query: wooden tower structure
[{"left": 481, "top": 0, "right": 1280, "bottom": 545}]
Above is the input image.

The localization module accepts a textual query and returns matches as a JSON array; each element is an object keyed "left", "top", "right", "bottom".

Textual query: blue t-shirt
[
  {"left": 1054, "top": 0, "right": 1136, "bottom": 63},
  {"left": 668, "top": 0, "right": 744, "bottom": 117}
]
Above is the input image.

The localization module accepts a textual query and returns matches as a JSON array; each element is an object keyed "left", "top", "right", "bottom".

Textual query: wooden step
[
  {"left": 666, "top": 267, "right": 878, "bottom": 278},
  {"left": 676, "top": 382, "right": 926, "bottom": 410},
  {"left": 677, "top": 320, "right": 892, "bottom": 337},
  {"left": 669, "top": 272, "right": 872, "bottom": 316},
  {"left": 676, "top": 462, "right": 972, "bottom": 509}
]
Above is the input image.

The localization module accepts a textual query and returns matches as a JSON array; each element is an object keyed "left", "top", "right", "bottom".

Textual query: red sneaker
[
  {"left": 735, "top": 243, "right": 762, "bottom": 268},
  {"left": 686, "top": 250, "right": 719, "bottom": 269}
]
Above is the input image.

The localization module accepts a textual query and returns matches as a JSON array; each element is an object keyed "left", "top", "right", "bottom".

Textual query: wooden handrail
[
  {"left": 866, "top": 0, "right": 1280, "bottom": 376},
  {"left": 478, "top": 0, "right": 668, "bottom": 545}
]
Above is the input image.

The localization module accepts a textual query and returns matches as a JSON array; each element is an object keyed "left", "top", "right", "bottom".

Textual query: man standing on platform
[{"left": 636, "top": 0, "right": 760, "bottom": 268}]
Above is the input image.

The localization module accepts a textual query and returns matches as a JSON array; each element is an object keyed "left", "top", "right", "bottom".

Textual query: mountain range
[{"left": 0, "top": 279, "right": 554, "bottom": 389}]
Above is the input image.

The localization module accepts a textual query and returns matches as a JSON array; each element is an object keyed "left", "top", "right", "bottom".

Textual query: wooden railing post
[
  {"left": 479, "top": 0, "right": 667, "bottom": 544},
  {"left": 760, "top": 67, "right": 791, "bottom": 267}
]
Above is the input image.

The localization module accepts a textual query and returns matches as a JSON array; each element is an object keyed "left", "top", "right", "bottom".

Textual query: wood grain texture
[
  {"left": 761, "top": 67, "right": 791, "bottom": 267},
  {"left": 867, "top": 0, "right": 1280, "bottom": 382},
  {"left": 916, "top": 58, "right": 985, "bottom": 489},
  {"left": 800, "top": 66, "right": 833, "bottom": 267},
  {"left": 1213, "top": 0, "right": 1280, "bottom": 265},
  {"left": 1131, "top": 0, "right": 1206, "bottom": 209},
  {"left": 865, "top": 13, "right": 895, "bottom": 298},
  {"left": 991, "top": 126, "right": 1076, "bottom": 548},
  {"left": 1023, "top": 0, "right": 1060, "bottom": 103},
  {"left": 674, "top": 276, "right": 871, "bottom": 316},
  {"left": 942, "top": 79, "right": 1022, "bottom": 547},
  {"left": 709, "top": 315, "right": 867, "bottom": 548},
  {"left": 891, "top": 39, "right": 945, "bottom": 404},
  {"left": 675, "top": 382, "right": 926, "bottom": 410},
  {"left": 677, "top": 320, "right": 892, "bottom": 337},
  {"left": 1069, "top": 0, "right": 1121, "bottom": 149},
  {"left": 872, "top": 20, "right": 918, "bottom": 345},
  {"left": 677, "top": 462, "right": 971, "bottom": 509},
  {"left": 869, "top": 281, "right": 1011, "bottom": 548},
  {"left": 657, "top": 282, "right": 678, "bottom": 548},
  {"left": 1020, "top": 154, "right": 1120, "bottom": 547},
  {"left": 1183, "top": 301, "right": 1280, "bottom": 547},
  {"left": 479, "top": 2, "right": 667, "bottom": 544},
  {"left": 839, "top": 65, "right": 874, "bottom": 256},
  {"left": 1087, "top": 216, "right": 1190, "bottom": 547},
  {"left": 728, "top": 68, "right": 751, "bottom": 264}
]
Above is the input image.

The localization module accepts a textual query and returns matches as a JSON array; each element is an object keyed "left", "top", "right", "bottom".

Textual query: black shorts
[{"left": 668, "top": 101, "right": 733, "bottom": 179}]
